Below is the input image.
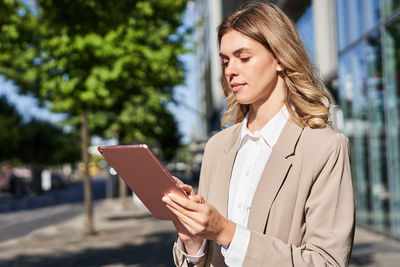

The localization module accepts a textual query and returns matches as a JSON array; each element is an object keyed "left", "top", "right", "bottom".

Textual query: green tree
[
  {"left": 0, "top": 95, "right": 80, "bottom": 165},
  {"left": 19, "top": 119, "right": 80, "bottom": 166},
  {"left": 0, "top": 0, "right": 39, "bottom": 94},
  {"left": 19, "top": 118, "right": 81, "bottom": 195},
  {"left": 0, "top": 96, "right": 23, "bottom": 162},
  {"left": 0, "top": 0, "right": 189, "bottom": 234}
]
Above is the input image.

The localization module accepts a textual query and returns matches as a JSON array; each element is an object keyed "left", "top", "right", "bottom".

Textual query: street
[
  {"left": 0, "top": 202, "right": 84, "bottom": 242},
  {"left": 1, "top": 177, "right": 400, "bottom": 267},
  {"left": 0, "top": 199, "right": 176, "bottom": 267},
  {"left": 0, "top": 177, "right": 107, "bottom": 242}
]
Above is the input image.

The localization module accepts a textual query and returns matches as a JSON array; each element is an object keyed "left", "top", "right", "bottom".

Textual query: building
[
  {"left": 194, "top": 0, "right": 248, "bottom": 136},
  {"left": 336, "top": 0, "right": 400, "bottom": 239},
  {"left": 194, "top": 0, "right": 400, "bottom": 240}
]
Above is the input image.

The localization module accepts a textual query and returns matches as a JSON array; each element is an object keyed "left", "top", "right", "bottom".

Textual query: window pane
[
  {"left": 384, "top": 0, "right": 400, "bottom": 16},
  {"left": 336, "top": 0, "right": 349, "bottom": 50},
  {"left": 348, "top": 0, "right": 363, "bottom": 43},
  {"left": 384, "top": 17, "right": 400, "bottom": 238},
  {"left": 339, "top": 47, "right": 371, "bottom": 226},
  {"left": 338, "top": 54, "right": 353, "bottom": 119},
  {"left": 365, "top": 32, "right": 390, "bottom": 233},
  {"left": 364, "top": 0, "right": 380, "bottom": 31},
  {"left": 352, "top": 45, "right": 371, "bottom": 226}
]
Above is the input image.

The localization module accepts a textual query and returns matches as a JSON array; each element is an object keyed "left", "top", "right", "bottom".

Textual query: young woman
[{"left": 162, "top": 2, "right": 355, "bottom": 266}]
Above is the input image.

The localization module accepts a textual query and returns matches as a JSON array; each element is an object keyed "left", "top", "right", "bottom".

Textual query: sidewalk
[
  {"left": 0, "top": 198, "right": 400, "bottom": 267},
  {"left": 0, "top": 179, "right": 106, "bottom": 213},
  {"left": 350, "top": 226, "right": 400, "bottom": 267},
  {"left": 0, "top": 199, "right": 176, "bottom": 267}
]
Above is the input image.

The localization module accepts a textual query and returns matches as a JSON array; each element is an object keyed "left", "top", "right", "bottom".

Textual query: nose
[{"left": 224, "top": 60, "right": 239, "bottom": 78}]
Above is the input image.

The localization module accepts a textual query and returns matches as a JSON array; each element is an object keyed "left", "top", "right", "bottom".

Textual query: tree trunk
[
  {"left": 81, "top": 110, "right": 95, "bottom": 235},
  {"left": 30, "top": 165, "right": 43, "bottom": 196},
  {"left": 119, "top": 176, "right": 128, "bottom": 210},
  {"left": 118, "top": 138, "right": 128, "bottom": 210}
]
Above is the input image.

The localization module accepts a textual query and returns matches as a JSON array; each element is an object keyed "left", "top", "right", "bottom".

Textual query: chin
[{"left": 234, "top": 95, "right": 253, "bottom": 105}]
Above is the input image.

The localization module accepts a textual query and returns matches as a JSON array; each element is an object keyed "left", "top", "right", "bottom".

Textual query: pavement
[
  {"left": 0, "top": 199, "right": 176, "bottom": 267},
  {"left": 0, "top": 202, "right": 85, "bottom": 242},
  {"left": 0, "top": 178, "right": 107, "bottom": 213},
  {"left": 350, "top": 227, "right": 400, "bottom": 267},
  {"left": 0, "top": 198, "right": 400, "bottom": 267}
]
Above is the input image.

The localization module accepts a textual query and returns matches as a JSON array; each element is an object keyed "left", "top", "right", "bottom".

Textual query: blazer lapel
[
  {"left": 247, "top": 119, "right": 303, "bottom": 233},
  {"left": 211, "top": 123, "right": 242, "bottom": 217}
]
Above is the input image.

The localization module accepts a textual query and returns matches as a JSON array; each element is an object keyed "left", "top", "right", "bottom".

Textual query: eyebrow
[{"left": 219, "top": 47, "right": 253, "bottom": 58}]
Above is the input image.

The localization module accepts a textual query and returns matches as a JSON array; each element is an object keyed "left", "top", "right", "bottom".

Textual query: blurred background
[{"left": 0, "top": 0, "right": 400, "bottom": 266}]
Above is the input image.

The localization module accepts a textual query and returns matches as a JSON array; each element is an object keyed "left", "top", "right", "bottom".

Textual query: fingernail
[{"left": 162, "top": 196, "right": 170, "bottom": 202}]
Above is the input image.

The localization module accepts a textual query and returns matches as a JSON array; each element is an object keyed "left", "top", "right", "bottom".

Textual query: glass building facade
[{"left": 336, "top": 0, "right": 400, "bottom": 238}]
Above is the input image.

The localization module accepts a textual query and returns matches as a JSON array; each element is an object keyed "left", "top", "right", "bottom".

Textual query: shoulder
[
  {"left": 296, "top": 126, "right": 351, "bottom": 184},
  {"left": 204, "top": 122, "right": 242, "bottom": 153},
  {"left": 198, "top": 122, "right": 242, "bottom": 191},
  {"left": 299, "top": 125, "right": 349, "bottom": 166},
  {"left": 301, "top": 125, "right": 348, "bottom": 150}
]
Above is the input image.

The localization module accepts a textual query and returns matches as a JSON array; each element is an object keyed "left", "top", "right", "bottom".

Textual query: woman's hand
[
  {"left": 162, "top": 192, "right": 236, "bottom": 249},
  {"left": 170, "top": 177, "right": 204, "bottom": 255},
  {"left": 172, "top": 218, "right": 204, "bottom": 255},
  {"left": 172, "top": 176, "right": 196, "bottom": 198}
]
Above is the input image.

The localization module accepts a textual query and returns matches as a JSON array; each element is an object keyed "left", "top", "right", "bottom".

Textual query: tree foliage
[
  {"left": 37, "top": 0, "right": 188, "bottom": 150},
  {"left": 1, "top": 0, "right": 189, "bottom": 156},
  {"left": 0, "top": 0, "right": 39, "bottom": 93},
  {"left": 20, "top": 119, "right": 81, "bottom": 165},
  {"left": 0, "top": 96, "right": 22, "bottom": 160},
  {"left": 0, "top": 96, "right": 80, "bottom": 165},
  {"left": 0, "top": 0, "right": 190, "bottom": 234}
]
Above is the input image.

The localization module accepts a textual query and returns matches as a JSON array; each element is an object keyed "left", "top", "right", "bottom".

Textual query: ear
[{"left": 276, "top": 62, "right": 284, "bottom": 72}]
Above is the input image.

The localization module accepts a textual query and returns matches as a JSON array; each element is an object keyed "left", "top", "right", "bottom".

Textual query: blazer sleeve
[
  {"left": 243, "top": 133, "right": 355, "bottom": 267},
  {"left": 173, "top": 140, "right": 213, "bottom": 267}
]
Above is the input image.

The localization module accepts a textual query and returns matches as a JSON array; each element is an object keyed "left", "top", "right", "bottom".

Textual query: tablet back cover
[{"left": 98, "top": 144, "right": 184, "bottom": 220}]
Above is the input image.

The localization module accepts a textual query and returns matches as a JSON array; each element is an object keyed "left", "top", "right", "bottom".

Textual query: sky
[{"left": 0, "top": 76, "right": 65, "bottom": 124}]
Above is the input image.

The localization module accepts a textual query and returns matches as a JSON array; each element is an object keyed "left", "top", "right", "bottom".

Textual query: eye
[
  {"left": 240, "top": 57, "right": 250, "bottom": 62},
  {"left": 222, "top": 59, "right": 229, "bottom": 67}
]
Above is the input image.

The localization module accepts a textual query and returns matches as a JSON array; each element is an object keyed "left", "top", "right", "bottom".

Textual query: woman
[{"left": 162, "top": 2, "right": 355, "bottom": 266}]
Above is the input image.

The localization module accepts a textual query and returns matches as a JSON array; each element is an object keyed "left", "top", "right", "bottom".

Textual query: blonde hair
[{"left": 218, "top": 1, "right": 333, "bottom": 128}]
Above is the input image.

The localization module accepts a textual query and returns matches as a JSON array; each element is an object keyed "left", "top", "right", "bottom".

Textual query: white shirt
[{"left": 178, "top": 105, "right": 289, "bottom": 266}]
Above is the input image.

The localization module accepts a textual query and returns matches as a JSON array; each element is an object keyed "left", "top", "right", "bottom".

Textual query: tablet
[{"left": 97, "top": 144, "right": 188, "bottom": 220}]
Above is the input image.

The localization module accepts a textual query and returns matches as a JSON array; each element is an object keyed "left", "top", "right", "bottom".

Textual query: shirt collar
[{"left": 239, "top": 105, "right": 289, "bottom": 149}]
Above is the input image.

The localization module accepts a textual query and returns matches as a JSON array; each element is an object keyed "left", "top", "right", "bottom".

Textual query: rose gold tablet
[{"left": 97, "top": 144, "right": 187, "bottom": 220}]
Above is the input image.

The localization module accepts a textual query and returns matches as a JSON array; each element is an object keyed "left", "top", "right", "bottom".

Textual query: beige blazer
[{"left": 173, "top": 119, "right": 355, "bottom": 267}]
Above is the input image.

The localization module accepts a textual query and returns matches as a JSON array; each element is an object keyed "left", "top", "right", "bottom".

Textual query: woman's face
[{"left": 220, "top": 30, "right": 283, "bottom": 106}]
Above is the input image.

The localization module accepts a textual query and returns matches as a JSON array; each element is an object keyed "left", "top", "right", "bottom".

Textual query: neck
[{"left": 247, "top": 76, "right": 286, "bottom": 133}]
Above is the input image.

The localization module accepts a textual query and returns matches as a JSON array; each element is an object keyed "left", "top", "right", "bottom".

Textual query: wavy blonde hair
[{"left": 218, "top": 1, "right": 333, "bottom": 128}]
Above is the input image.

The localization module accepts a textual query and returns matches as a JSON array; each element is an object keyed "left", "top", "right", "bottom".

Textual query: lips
[{"left": 230, "top": 82, "right": 246, "bottom": 93}]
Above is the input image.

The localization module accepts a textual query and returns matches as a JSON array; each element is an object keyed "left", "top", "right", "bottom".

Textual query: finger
[
  {"left": 166, "top": 203, "right": 200, "bottom": 234},
  {"left": 190, "top": 194, "right": 205, "bottom": 203},
  {"left": 168, "top": 202, "right": 212, "bottom": 239},
  {"left": 163, "top": 195, "right": 199, "bottom": 215},
  {"left": 167, "top": 193, "right": 204, "bottom": 211},
  {"left": 180, "top": 184, "right": 195, "bottom": 196},
  {"left": 163, "top": 197, "right": 211, "bottom": 233},
  {"left": 172, "top": 176, "right": 184, "bottom": 185},
  {"left": 169, "top": 205, "right": 208, "bottom": 238},
  {"left": 163, "top": 195, "right": 208, "bottom": 228}
]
